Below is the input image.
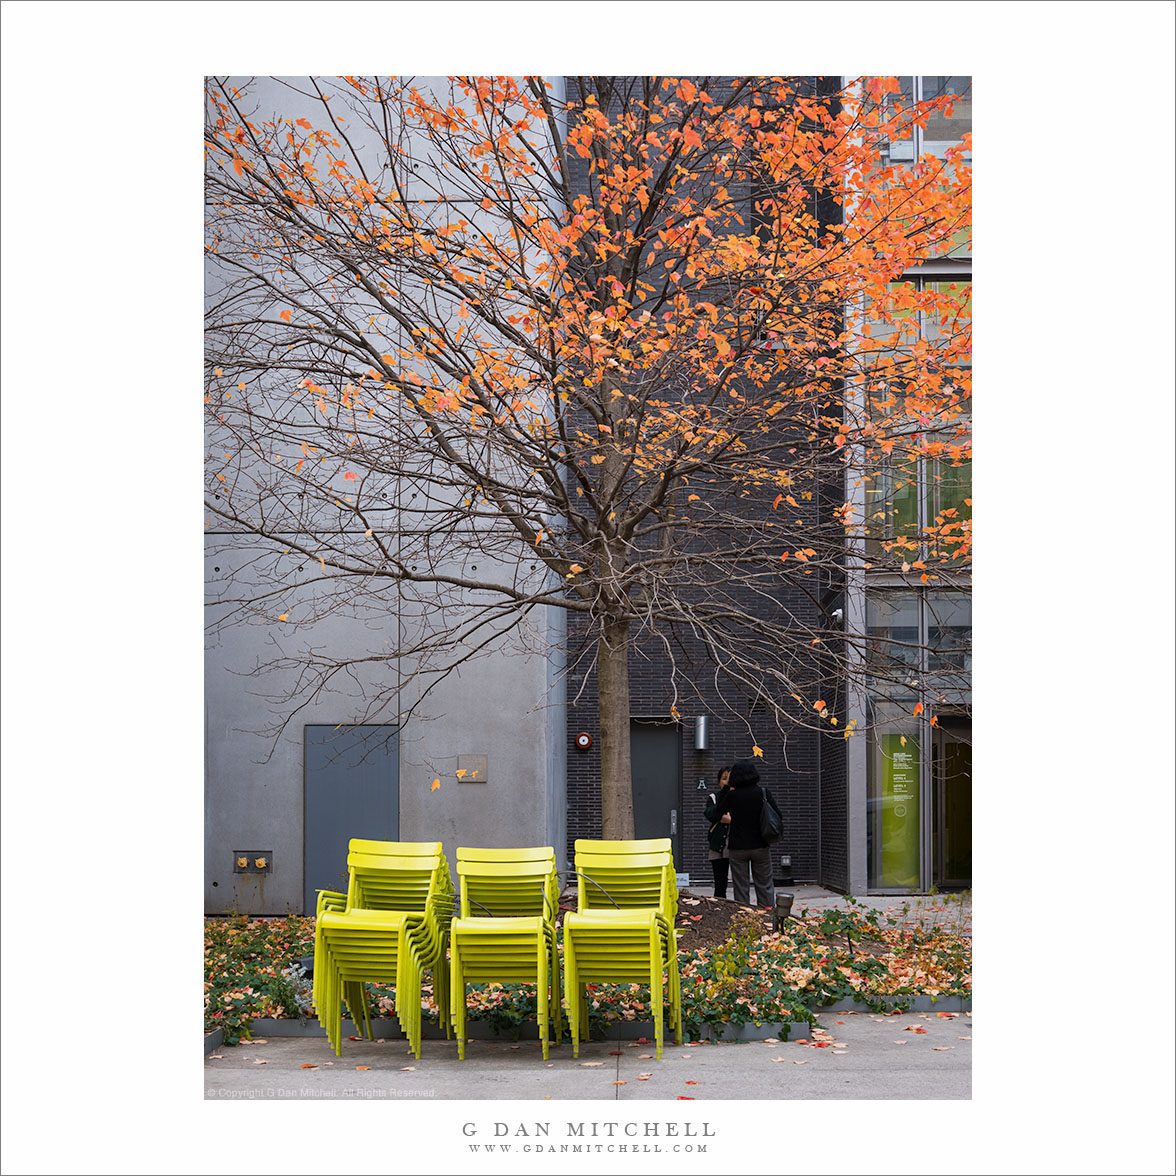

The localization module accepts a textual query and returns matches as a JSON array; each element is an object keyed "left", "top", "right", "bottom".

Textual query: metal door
[
  {"left": 630, "top": 719, "right": 681, "bottom": 866},
  {"left": 304, "top": 724, "right": 399, "bottom": 914}
]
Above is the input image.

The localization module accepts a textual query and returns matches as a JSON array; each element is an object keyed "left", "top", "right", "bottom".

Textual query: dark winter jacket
[
  {"left": 716, "top": 761, "right": 780, "bottom": 851},
  {"left": 704, "top": 789, "right": 732, "bottom": 853}
]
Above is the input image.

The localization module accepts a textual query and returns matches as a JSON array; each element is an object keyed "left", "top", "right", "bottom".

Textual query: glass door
[{"left": 932, "top": 715, "right": 971, "bottom": 887}]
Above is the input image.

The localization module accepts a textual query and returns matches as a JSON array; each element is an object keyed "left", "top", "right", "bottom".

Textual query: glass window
[
  {"left": 926, "top": 591, "right": 972, "bottom": 704},
  {"left": 920, "top": 76, "right": 972, "bottom": 160},
  {"left": 866, "top": 591, "right": 920, "bottom": 700},
  {"left": 865, "top": 457, "right": 921, "bottom": 561}
]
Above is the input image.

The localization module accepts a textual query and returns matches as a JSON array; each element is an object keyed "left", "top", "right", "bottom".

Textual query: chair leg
[
  {"left": 536, "top": 938, "right": 549, "bottom": 1061},
  {"left": 451, "top": 940, "right": 466, "bottom": 1061},
  {"left": 550, "top": 935, "right": 563, "bottom": 1046},
  {"left": 564, "top": 933, "right": 579, "bottom": 1058},
  {"left": 650, "top": 925, "right": 664, "bottom": 1060}
]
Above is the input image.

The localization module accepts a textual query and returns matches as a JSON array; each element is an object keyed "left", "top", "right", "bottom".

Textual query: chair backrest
[
  {"left": 573, "top": 839, "right": 676, "bottom": 915},
  {"left": 456, "top": 846, "right": 558, "bottom": 921},
  {"left": 344, "top": 839, "right": 450, "bottom": 913}
]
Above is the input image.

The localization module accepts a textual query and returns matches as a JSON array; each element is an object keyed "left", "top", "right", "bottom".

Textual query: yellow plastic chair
[
  {"left": 449, "top": 847, "right": 563, "bottom": 1059},
  {"left": 562, "top": 838, "right": 683, "bottom": 1059},
  {"left": 313, "top": 840, "right": 454, "bottom": 1059}
]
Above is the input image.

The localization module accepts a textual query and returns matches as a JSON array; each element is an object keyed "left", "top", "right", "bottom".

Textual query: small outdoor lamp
[{"left": 694, "top": 716, "right": 710, "bottom": 751}]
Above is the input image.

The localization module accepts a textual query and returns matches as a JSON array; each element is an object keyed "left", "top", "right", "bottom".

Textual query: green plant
[{"left": 711, "top": 909, "right": 764, "bottom": 988}]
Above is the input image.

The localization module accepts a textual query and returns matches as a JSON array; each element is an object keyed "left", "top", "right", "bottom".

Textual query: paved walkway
[{"left": 205, "top": 1005, "right": 971, "bottom": 1101}]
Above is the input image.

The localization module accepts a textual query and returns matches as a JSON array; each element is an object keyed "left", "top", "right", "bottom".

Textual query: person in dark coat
[
  {"left": 715, "top": 759, "right": 777, "bottom": 908},
  {"left": 703, "top": 766, "right": 733, "bottom": 898}
]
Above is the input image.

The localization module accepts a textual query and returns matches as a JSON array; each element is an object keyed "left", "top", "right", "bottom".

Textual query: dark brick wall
[
  {"left": 565, "top": 611, "right": 826, "bottom": 885},
  {"left": 561, "top": 75, "right": 849, "bottom": 887}
]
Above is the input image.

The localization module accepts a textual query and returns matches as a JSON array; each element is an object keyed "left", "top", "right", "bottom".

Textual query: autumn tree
[{"left": 205, "top": 75, "right": 971, "bottom": 838}]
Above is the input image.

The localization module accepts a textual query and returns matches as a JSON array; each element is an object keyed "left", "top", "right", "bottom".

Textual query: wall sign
[{"left": 880, "top": 733, "right": 920, "bottom": 888}]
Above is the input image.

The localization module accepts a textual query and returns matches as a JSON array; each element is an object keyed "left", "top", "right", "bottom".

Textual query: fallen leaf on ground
[
  {"left": 349, "top": 1036, "right": 362, "bottom": 1041},
  {"left": 761, "top": 1038, "right": 779, "bottom": 1044},
  {"left": 893, "top": 1040, "right": 909, "bottom": 1045},
  {"left": 932, "top": 1046, "right": 955, "bottom": 1051},
  {"left": 355, "top": 1066, "right": 371, "bottom": 1070},
  {"left": 253, "top": 1059, "right": 268, "bottom": 1065},
  {"left": 770, "top": 1057, "right": 787, "bottom": 1063},
  {"left": 208, "top": 1055, "right": 224, "bottom": 1060},
  {"left": 793, "top": 1059, "right": 807, "bottom": 1065},
  {"left": 905, "top": 1027, "right": 929, "bottom": 1034},
  {"left": 936, "top": 1012, "right": 957, "bottom": 1019},
  {"left": 678, "top": 1096, "right": 695, "bottom": 1100},
  {"left": 609, "top": 1051, "right": 624, "bottom": 1056},
  {"left": 685, "top": 1080, "right": 698, "bottom": 1085},
  {"left": 958, "top": 1035, "right": 972, "bottom": 1040},
  {"left": 614, "top": 1081, "right": 627, "bottom": 1086},
  {"left": 400, "top": 1066, "right": 416, "bottom": 1071},
  {"left": 638, "top": 1054, "right": 653, "bottom": 1059},
  {"left": 252, "top": 1040, "right": 268, "bottom": 1044},
  {"left": 579, "top": 1062, "right": 603, "bottom": 1067},
  {"left": 300, "top": 1064, "right": 318, "bottom": 1069}
]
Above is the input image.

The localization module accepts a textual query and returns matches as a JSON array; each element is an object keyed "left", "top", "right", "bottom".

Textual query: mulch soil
[
  {"left": 556, "top": 892, "right": 772, "bottom": 953},
  {"left": 556, "top": 892, "right": 892, "bottom": 956}
]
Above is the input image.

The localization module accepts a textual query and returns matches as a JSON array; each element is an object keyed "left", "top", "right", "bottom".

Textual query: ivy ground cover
[{"left": 204, "top": 904, "right": 970, "bottom": 1046}]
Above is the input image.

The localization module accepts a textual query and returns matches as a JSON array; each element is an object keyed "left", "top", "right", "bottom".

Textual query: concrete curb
[
  {"left": 209, "top": 993, "right": 970, "bottom": 1048},
  {"left": 229, "top": 1017, "right": 816, "bottom": 1046},
  {"left": 689, "top": 1021, "right": 811, "bottom": 1042},
  {"left": 816, "top": 994, "right": 971, "bottom": 1013}
]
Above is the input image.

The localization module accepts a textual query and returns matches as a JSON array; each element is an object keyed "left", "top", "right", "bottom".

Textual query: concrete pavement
[{"left": 205, "top": 1006, "right": 971, "bottom": 1101}]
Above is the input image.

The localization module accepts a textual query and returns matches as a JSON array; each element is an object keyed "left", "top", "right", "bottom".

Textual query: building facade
[{"left": 204, "top": 75, "right": 970, "bottom": 912}]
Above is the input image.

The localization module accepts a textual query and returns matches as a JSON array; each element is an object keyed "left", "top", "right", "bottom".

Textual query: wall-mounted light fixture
[{"left": 694, "top": 716, "right": 710, "bottom": 752}]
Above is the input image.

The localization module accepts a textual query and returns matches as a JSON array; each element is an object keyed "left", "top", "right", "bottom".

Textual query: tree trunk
[{"left": 597, "top": 617, "right": 635, "bottom": 840}]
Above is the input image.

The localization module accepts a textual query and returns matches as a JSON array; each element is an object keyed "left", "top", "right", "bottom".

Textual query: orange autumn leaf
[
  {"left": 431, "top": 778, "right": 441, "bottom": 791},
  {"left": 279, "top": 309, "right": 292, "bottom": 322}
]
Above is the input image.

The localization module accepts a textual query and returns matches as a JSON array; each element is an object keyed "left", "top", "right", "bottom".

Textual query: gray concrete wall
[
  {"left": 205, "top": 538, "right": 565, "bottom": 913},
  {"left": 205, "top": 76, "right": 571, "bottom": 912}
]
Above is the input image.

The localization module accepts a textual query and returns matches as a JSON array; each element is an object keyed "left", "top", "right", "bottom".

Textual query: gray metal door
[
  {"left": 304, "top": 724, "right": 399, "bottom": 914},
  {"left": 630, "top": 719, "right": 681, "bottom": 866}
]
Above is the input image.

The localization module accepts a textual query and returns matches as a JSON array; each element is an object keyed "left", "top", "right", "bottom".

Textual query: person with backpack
[{"left": 714, "top": 758, "right": 779, "bottom": 909}]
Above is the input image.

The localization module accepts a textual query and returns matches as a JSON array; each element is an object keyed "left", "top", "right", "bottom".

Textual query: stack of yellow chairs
[
  {"left": 562, "top": 837, "right": 683, "bottom": 1059},
  {"left": 312, "top": 839, "right": 454, "bottom": 1059},
  {"left": 449, "top": 847, "right": 563, "bottom": 1060}
]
